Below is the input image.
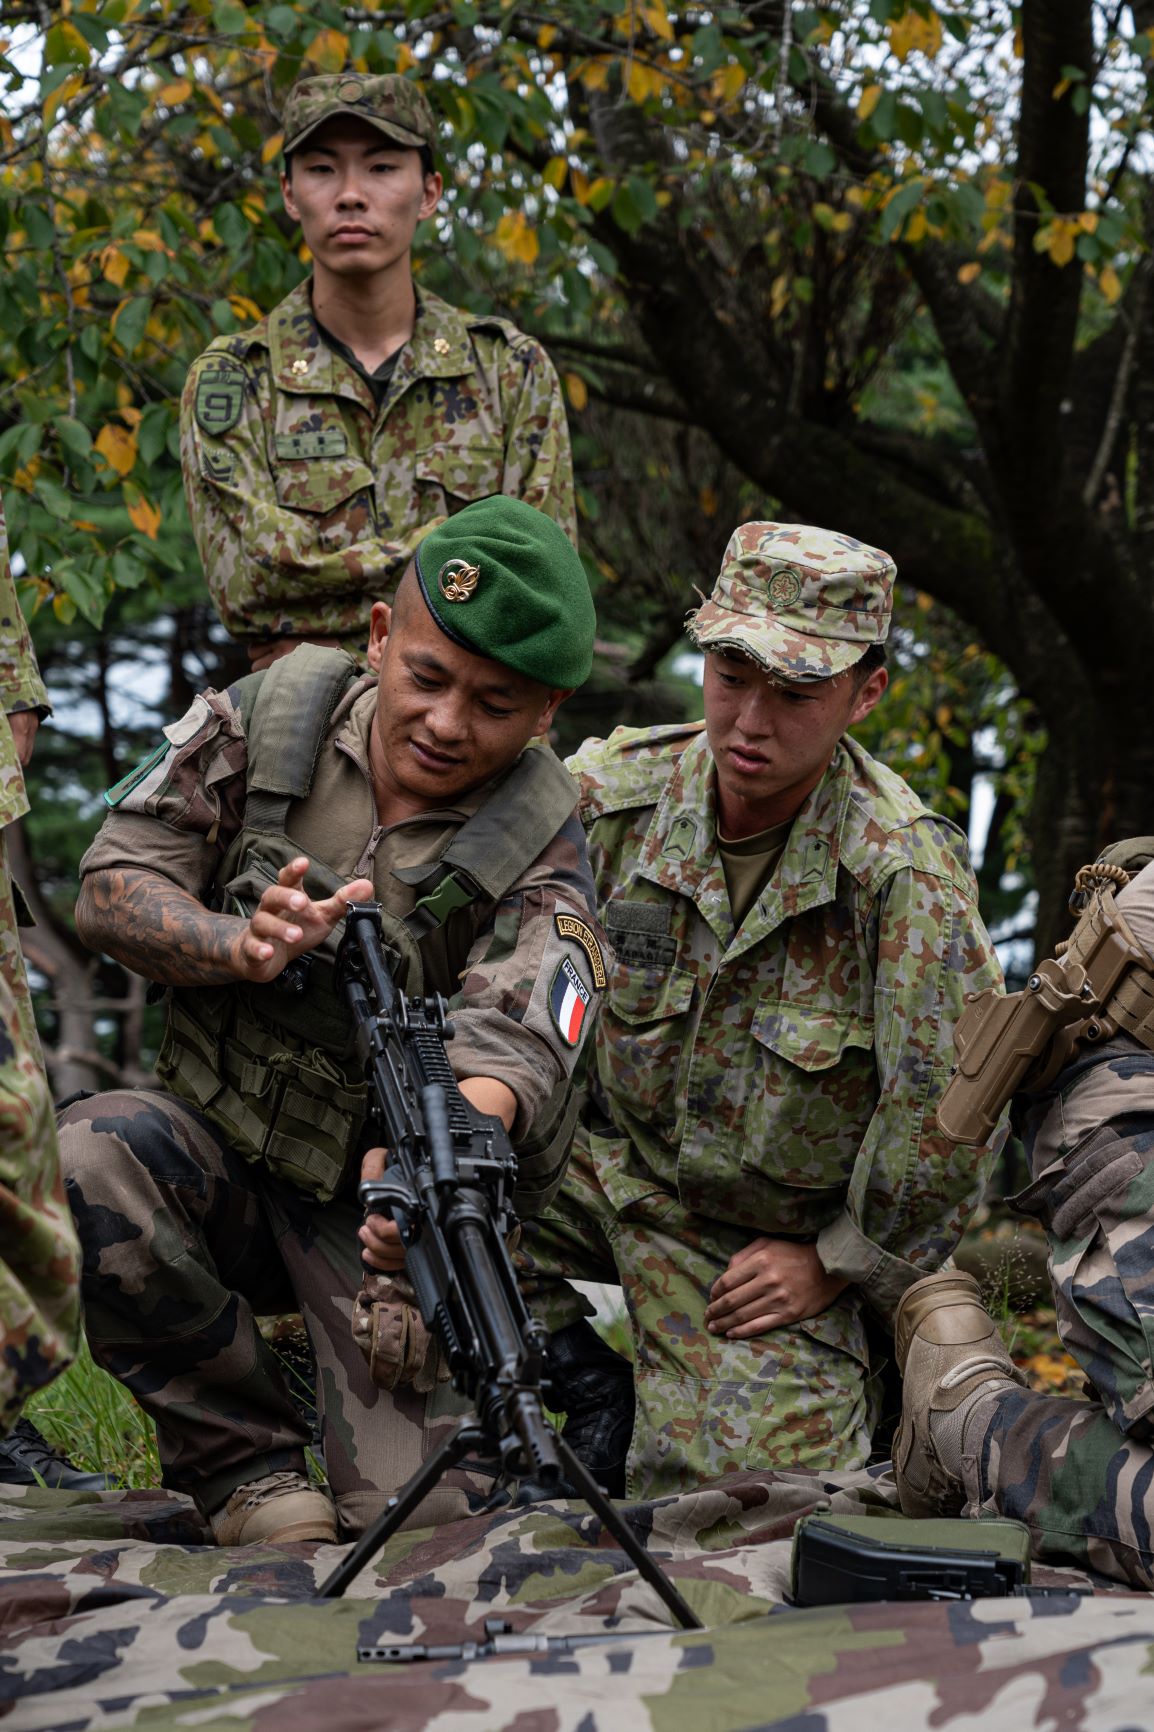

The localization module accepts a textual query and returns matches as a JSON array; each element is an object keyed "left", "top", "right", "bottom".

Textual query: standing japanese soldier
[
  {"left": 516, "top": 522, "right": 1007, "bottom": 1498},
  {"left": 181, "top": 74, "right": 576, "bottom": 669}
]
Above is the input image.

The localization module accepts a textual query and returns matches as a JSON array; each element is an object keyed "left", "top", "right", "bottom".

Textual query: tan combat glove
[{"left": 351, "top": 1273, "right": 450, "bottom": 1394}]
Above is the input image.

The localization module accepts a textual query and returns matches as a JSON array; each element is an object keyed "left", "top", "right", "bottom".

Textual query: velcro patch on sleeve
[
  {"left": 549, "top": 956, "right": 591, "bottom": 1047},
  {"left": 554, "top": 911, "right": 607, "bottom": 989},
  {"left": 274, "top": 430, "right": 349, "bottom": 460},
  {"left": 195, "top": 365, "right": 245, "bottom": 435}
]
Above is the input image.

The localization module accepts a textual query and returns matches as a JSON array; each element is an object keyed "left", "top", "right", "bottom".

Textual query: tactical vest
[{"left": 155, "top": 646, "right": 582, "bottom": 1207}]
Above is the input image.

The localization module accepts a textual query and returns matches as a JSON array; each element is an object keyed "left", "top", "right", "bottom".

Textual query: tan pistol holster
[
  {"left": 937, "top": 856, "right": 1154, "bottom": 1147},
  {"left": 157, "top": 645, "right": 582, "bottom": 1212}
]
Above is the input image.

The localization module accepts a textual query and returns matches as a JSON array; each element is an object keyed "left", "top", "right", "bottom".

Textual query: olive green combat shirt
[
  {"left": 0, "top": 497, "right": 49, "bottom": 830},
  {"left": 570, "top": 721, "right": 1006, "bottom": 1319},
  {"left": 180, "top": 281, "right": 577, "bottom": 650}
]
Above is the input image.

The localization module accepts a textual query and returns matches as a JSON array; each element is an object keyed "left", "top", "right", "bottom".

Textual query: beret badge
[{"left": 438, "top": 558, "right": 480, "bottom": 603}]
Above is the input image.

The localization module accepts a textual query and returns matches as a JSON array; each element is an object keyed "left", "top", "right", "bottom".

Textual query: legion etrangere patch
[
  {"left": 194, "top": 365, "right": 245, "bottom": 435},
  {"left": 554, "top": 911, "right": 606, "bottom": 988},
  {"left": 549, "top": 956, "right": 592, "bottom": 1046}
]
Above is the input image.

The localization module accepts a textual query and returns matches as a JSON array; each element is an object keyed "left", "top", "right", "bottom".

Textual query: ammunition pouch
[{"left": 936, "top": 876, "right": 1154, "bottom": 1147}]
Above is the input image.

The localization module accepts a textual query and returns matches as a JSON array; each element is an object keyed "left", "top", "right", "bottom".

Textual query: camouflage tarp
[{"left": 0, "top": 1466, "right": 1138, "bottom": 1732}]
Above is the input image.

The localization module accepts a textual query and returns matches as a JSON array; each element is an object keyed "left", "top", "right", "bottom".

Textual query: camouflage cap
[
  {"left": 414, "top": 497, "right": 595, "bottom": 688},
  {"left": 281, "top": 74, "right": 436, "bottom": 155},
  {"left": 688, "top": 521, "right": 895, "bottom": 681}
]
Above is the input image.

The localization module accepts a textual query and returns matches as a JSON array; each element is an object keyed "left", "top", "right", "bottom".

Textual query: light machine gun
[{"left": 317, "top": 902, "right": 699, "bottom": 1631}]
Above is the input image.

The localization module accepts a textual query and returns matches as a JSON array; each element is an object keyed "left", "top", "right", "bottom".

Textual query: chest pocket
[
  {"left": 274, "top": 457, "right": 377, "bottom": 550},
  {"left": 415, "top": 444, "right": 505, "bottom": 514},
  {"left": 741, "top": 1005, "right": 877, "bottom": 1191},
  {"left": 600, "top": 960, "right": 696, "bottom": 1140}
]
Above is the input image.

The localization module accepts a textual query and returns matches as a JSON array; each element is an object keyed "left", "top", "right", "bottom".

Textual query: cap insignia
[
  {"left": 438, "top": 558, "right": 480, "bottom": 603},
  {"left": 338, "top": 78, "right": 363, "bottom": 102},
  {"left": 767, "top": 567, "right": 802, "bottom": 609},
  {"left": 433, "top": 337, "right": 451, "bottom": 356},
  {"left": 290, "top": 358, "right": 310, "bottom": 376}
]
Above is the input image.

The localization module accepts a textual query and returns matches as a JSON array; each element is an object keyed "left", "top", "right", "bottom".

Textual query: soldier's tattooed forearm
[{"left": 77, "top": 870, "right": 243, "bottom": 986}]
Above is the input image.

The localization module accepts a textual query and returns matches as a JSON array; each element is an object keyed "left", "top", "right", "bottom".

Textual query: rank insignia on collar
[
  {"left": 439, "top": 558, "right": 480, "bottom": 602},
  {"left": 433, "top": 337, "right": 451, "bottom": 355},
  {"left": 290, "top": 358, "right": 309, "bottom": 376}
]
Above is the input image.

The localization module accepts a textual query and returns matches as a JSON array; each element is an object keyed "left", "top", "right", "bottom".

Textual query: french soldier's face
[
  {"left": 281, "top": 118, "right": 441, "bottom": 280},
  {"left": 366, "top": 589, "right": 564, "bottom": 811}
]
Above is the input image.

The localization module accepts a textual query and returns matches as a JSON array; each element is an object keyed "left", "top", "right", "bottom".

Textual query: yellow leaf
[
  {"left": 564, "top": 372, "right": 588, "bottom": 411},
  {"left": 858, "top": 83, "right": 882, "bottom": 121},
  {"left": 101, "top": 244, "right": 130, "bottom": 287},
  {"left": 957, "top": 260, "right": 981, "bottom": 284},
  {"left": 1099, "top": 264, "right": 1122, "bottom": 304},
  {"left": 698, "top": 484, "right": 718, "bottom": 517},
  {"left": 395, "top": 43, "right": 415, "bottom": 73},
  {"left": 158, "top": 78, "right": 191, "bottom": 104},
  {"left": 1077, "top": 210, "right": 1098, "bottom": 233},
  {"left": 1052, "top": 76, "right": 1071, "bottom": 101},
  {"left": 45, "top": 70, "right": 84, "bottom": 124},
  {"left": 303, "top": 28, "right": 348, "bottom": 73},
  {"left": 915, "top": 591, "right": 933, "bottom": 613},
  {"left": 493, "top": 210, "right": 539, "bottom": 266},
  {"left": 127, "top": 495, "right": 161, "bottom": 540},
  {"left": 905, "top": 208, "right": 927, "bottom": 243},
  {"left": 829, "top": 211, "right": 852, "bottom": 233},
  {"left": 770, "top": 274, "right": 790, "bottom": 318},
  {"left": 711, "top": 61, "right": 746, "bottom": 104},
  {"left": 95, "top": 423, "right": 137, "bottom": 477},
  {"left": 813, "top": 201, "right": 835, "bottom": 227},
  {"left": 889, "top": 6, "right": 943, "bottom": 64},
  {"left": 119, "top": 405, "right": 142, "bottom": 429},
  {"left": 262, "top": 131, "right": 284, "bottom": 165},
  {"left": 131, "top": 229, "right": 166, "bottom": 252},
  {"left": 1039, "top": 217, "right": 1077, "bottom": 266},
  {"left": 580, "top": 57, "right": 611, "bottom": 92},
  {"left": 229, "top": 294, "right": 263, "bottom": 322},
  {"left": 935, "top": 704, "right": 952, "bottom": 730},
  {"left": 537, "top": 23, "right": 557, "bottom": 48},
  {"left": 571, "top": 167, "right": 591, "bottom": 205},
  {"left": 542, "top": 155, "right": 568, "bottom": 191},
  {"left": 626, "top": 61, "right": 657, "bottom": 102},
  {"left": 643, "top": 2, "right": 674, "bottom": 41}
]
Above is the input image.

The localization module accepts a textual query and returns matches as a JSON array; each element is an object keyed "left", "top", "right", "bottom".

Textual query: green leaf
[
  {"left": 56, "top": 417, "right": 93, "bottom": 460},
  {"left": 59, "top": 560, "right": 108, "bottom": 628},
  {"left": 803, "top": 139, "right": 837, "bottom": 178},
  {"left": 112, "top": 550, "right": 149, "bottom": 590},
  {"left": 214, "top": 202, "right": 249, "bottom": 252},
  {"left": 611, "top": 181, "right": 644, "bottom": 237},
  {"left": 44, "top": 21, "right": 90, "bottom": 67},
  {"left": 213, "top": 0, "right": 250, "bottom": 34},
  {"left": 112, "top": 296, "right": 151, "bottom": 355}
]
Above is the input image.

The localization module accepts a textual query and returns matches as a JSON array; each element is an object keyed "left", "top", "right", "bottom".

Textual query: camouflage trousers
[
  {"left": 0, "top": 965, "right": 80, "bottom": 1433},
  {"left": 58, "top": 1090, "right": 475, "bottom": 1533},
  {"left": 521, "top": 1127, "right": 873, "bottom": 1498},
  {"left": 964, "top": 1042, "right": 1154, "bottom": 1587}
]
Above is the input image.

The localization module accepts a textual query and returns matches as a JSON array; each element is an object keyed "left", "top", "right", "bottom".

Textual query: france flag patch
[{"left": 550, "top": 956, "right": 591, "bottom": 1047}]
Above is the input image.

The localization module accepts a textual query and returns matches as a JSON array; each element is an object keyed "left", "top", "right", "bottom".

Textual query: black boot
[
  {"left": 0, "top": 1418, "right": 117, "bottom": 1490},
  {"left": 546, "top": 1319, "right": 634, "bottom": 1498}
]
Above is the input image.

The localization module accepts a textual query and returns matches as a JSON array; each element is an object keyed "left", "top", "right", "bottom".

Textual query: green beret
[{"left": 414, "top": 497, "right": 595, "bottom": 687}]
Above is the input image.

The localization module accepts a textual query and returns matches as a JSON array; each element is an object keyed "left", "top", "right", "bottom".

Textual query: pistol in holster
[{"left": 935, "top": 879, "right": 1154, "bottom": 1147}]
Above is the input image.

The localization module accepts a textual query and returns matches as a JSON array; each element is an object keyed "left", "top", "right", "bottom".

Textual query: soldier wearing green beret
[
  {"left": 60, "top": 498, "right": 607, "bottom": 1545},
  {"left": 180, "top": 74, "right": 577, "bottom": 671}
]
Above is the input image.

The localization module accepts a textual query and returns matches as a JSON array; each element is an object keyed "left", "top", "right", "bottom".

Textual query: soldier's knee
[{"left": 57, "top": 1089, "right": 213, "bottom": 1202}]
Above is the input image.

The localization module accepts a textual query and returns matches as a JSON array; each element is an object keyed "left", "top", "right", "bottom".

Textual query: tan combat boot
[
  {"left": 893, "top": 1270, "right": 1024, "bottom": 1518},
  {"left": 209, "top": 1471, "right": 337, "bottom": 1546}
]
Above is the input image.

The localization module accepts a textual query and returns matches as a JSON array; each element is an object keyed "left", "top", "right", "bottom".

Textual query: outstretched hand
[
  {"left": 705, "top": 1237, "right": 849, "bottom": 1339},
  {"left": 232, "top": 855, "right": 374, "bottom": 984}
]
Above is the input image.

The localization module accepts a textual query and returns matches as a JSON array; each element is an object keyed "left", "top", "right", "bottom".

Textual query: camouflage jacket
[
  {"left": 569, "top": 722, "right": 1005, "bottom": 1317},
  {"left": 81, "top": 675, "right": 606, "bottom": 1144},
  {"left": 180, "top": 280, "right": 576, "bottom": 649},
  {"left": 0, "top": 964, "right": 81, "bottom": 1434},
  {"left": 0, "top": 496, "right": 49, "bottom": 830}
]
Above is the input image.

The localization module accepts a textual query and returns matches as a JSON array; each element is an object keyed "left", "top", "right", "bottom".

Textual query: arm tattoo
[{"left": 77, "top": 869, "right": 244, "bottom": 987}]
